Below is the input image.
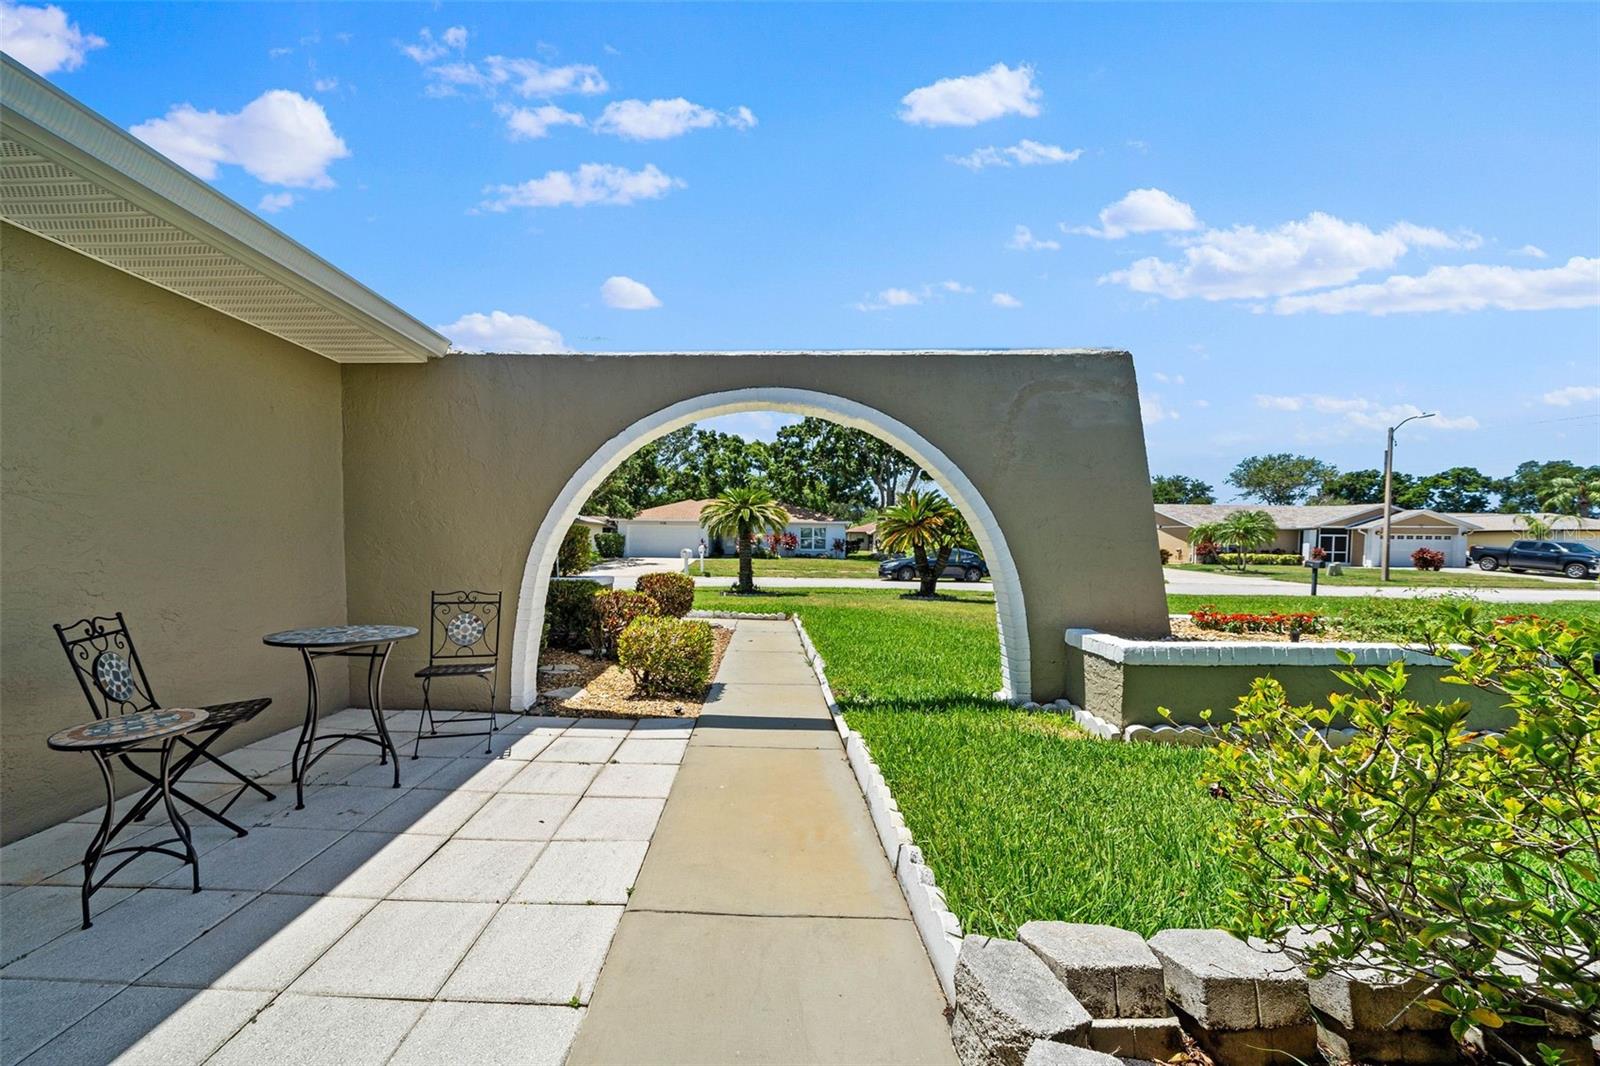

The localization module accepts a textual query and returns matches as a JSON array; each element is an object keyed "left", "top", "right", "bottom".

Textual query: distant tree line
[
  {"left": 585, "top": 418, "right": 927, "bottom": 521},
  {"left": 1152, "top": 457, "right": 1600, "bottom": 517}
]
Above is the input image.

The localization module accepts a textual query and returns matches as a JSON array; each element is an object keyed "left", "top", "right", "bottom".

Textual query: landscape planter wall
[{"left": 1063, "top": 629, "right": 1512, "bottom": 732}]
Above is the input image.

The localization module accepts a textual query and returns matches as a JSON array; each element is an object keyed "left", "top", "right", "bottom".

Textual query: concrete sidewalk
[{"left": 567, "top": 620, "right": 957, "bottom": 1065}]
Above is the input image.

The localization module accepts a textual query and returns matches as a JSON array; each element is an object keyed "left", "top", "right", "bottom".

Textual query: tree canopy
[
  {"left": 1226, "top": 453, "right": 1336, "bottom": 505},
  {"left": 1151, "top": 474, "right": 1216, "bottom": 504}
]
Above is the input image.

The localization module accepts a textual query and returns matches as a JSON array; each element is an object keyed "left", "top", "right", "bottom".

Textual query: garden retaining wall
[{"left": 1063, "top": 628, "right": 1512, "bottom": 732}]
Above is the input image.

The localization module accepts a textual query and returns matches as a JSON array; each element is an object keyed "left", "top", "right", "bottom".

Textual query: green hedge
[
  {"left": 637, "top": 572, "right": 694, "bottom": 617},
  {"left": 594, "top": 531, "right": 625, "bottom": 558},
  {"left": 1214, "top": 553, "right": 1305, "bottom": 566},
  {"left": 618, "top": 616, "right": 715, "bottom": 696},
  {"left": 546, "top": 578, "right": 602, "bottom": 649}
]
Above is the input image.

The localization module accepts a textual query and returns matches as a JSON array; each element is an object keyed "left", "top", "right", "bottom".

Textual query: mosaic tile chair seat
[
  {"left": 412, "top": 590, "right": 502, "bottom": 758},
  {"left": 53, "top": 613, "right": 275, "bottom": 838}
]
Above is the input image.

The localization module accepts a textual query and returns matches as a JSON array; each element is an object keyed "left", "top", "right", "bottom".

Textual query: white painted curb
[{"left": 792, "top": 615, "right": 963, "bottom": 1003}]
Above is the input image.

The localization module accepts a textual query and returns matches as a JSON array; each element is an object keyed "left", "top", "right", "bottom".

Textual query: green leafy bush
[
  {"left": 617, "top": 615, "right": 715, "bottom": 697},
  {"left": 636, "top": 572, "right": 694, "bottom": 617},
  {"left": 594, "top": 531, "right": 625, "bottom": 558},
  {"left": 591, "top": 589, "right": 659, "bottom": 659},
  {"left": 545, "top": 578, "right": 602, "bottom": 649},
  {"left": 556, "top": 524, "right": 597, "bottom": 575},
  {"left": 1203, "top": 603, "right": 1599, "bottom": 1056}
]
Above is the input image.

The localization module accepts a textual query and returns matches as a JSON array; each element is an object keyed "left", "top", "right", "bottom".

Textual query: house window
[
  {"left": 1316, "top": 528, "right": 1349, "bottom": 563},
  {"left": 796, "top": 526, "right": 827, "bottom": 552}
]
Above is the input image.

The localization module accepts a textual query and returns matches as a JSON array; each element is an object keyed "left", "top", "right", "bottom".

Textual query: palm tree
[
  {"left": 877, "top": 491, "right": 958, "bottom": 596},
  {"left": 1219, "top": 510, "right": 1279, "bottom": 571},
  {"left": 1542, "top": 475, "right": 1600, "bottom": 521},
  {"left": 1188, "top": 521, "right": 1227, "bottom": 564},
  {"left": 1517, "top": 513, "right": 1556, "bottom": 539},
  {"left": 700, "top": 488, "right": 789, "bottom": 594},
  {"left": 1190, "top": 511, "right": 1279, "bottom": 571}
]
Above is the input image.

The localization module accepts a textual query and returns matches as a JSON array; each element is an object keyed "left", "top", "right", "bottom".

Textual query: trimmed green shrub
[
  {"left": 556, "top": 524, "right": 597, "bottom": 575},
  {"left": 1215, "top": 552, "right": 1304, "bottom": 566},
  {"left": 594, "top": 531, "right": 625, "bottom": 558},
  {"left": 591, "top": 589, "right": 659, "bottom": 659},
  {"left": 1203, "top": 603, "right": 1600, "bottom": 1050},
  {"left": 636, "top": 572, "right": 694, "bottom": 617},
  {"left": 545, "top": 578, "right": 601, "bottom": 649},
  {"left": 617, "top": 616, "right": 715, "bottom": 697}
]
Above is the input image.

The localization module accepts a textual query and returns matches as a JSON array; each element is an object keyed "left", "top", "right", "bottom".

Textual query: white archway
[{"left": 508, "top": 388, "right": 1032, "bottom": 708}]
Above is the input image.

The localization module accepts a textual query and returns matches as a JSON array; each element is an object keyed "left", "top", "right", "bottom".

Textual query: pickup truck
[{"left": 1468, "top": 539, "right": 1600, "bottom": 579}]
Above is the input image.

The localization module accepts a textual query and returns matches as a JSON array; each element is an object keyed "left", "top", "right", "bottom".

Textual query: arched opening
[{"left": 508, "top": 387, "right": 1031, "bottom": 708}]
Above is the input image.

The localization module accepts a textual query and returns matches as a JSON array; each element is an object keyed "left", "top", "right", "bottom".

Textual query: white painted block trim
[
  {"left": 1065, "top": 628, "right": 1453, "bottom": 667},
  {"left": 794, "top": 615, "right": 963, "bottom": 1003}
]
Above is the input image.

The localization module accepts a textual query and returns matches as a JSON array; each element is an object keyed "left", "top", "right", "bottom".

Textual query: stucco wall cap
[{"left": 1066, "top": 628, "right": 1455, "bottom": 667}]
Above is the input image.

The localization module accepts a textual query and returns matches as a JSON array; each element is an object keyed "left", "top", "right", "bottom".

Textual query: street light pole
[{"left": 1380, "top": 412, "right": 1435, "bottom": 581}]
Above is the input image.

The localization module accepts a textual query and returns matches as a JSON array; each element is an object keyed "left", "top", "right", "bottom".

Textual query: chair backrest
[
  {"left": 429, "top": 590, "right": 501, "bottom": 665},
  {"left": 54, "top": 613, "right": 160, "bottom": 719}
]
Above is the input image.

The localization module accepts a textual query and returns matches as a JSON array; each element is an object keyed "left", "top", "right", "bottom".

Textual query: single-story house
[
  {"left": 1157, "top": 503, "right": 1600, "bottom": 568},
  {"left": 846, "top": 521, "right": 877, "bottom": 553},
  {"left": 1448, "top": 512, "right": 1600, "bottom": 550},
  {"left": 574, "top": 514, "right": 617, "bottom": 539},
  {"left": 619, "top": 499, "right": 848, "bottom": 558},
  {"left": 1155, "top": 503, "right": 1389, "bottom": 564}
]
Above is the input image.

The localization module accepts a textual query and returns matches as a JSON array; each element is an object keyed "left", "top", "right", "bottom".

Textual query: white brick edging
[{"left": 792, "top": 615, "right": 964, "bottom": 1003}]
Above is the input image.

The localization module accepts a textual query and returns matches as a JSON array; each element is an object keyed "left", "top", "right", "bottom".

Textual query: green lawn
[
  {"left": 695, "top": 556, "right": 884, "bottom": 579},
  {"left": 1167, "top": 562, "right": 1568, "bottom": 590},
  {"left": 693, "top": 585, "right": 1238, "bottom": 936}
]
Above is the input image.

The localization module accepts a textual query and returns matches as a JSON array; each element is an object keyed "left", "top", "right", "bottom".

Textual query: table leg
[
  {"left": 368, "top": 641, "right": 401, "bottom": 789},
  {"left": 80, "top": 751, "right": 116, "bottom": 929},
  {"left": 294, "top": 646, "right": 321, "bottom": 810},
  {"left": 159, "top": 737, "right": 199, "bottom": 893}
]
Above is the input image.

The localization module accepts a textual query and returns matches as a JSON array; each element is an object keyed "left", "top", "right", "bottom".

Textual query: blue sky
[{"left": 4, "top": 2, "right": 1597, "bottom": 498}]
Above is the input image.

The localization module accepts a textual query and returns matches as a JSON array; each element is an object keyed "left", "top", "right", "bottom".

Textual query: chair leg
[
  {"left": 414, "top": 677, "right": 433, "bottom": 760},
  {"left": 482, "top": 673, "right": 497, "bottom": 754},
  {"left": 183, "top": 734, "right": 274, "bottom": 799}
]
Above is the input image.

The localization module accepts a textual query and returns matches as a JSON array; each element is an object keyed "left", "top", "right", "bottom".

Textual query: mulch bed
[
  {"left": 535, "top": 624, "right": 734, "bottom": 719},
  {"left": 1168, "top": 618, "right": 1350, "bottom": 644}
]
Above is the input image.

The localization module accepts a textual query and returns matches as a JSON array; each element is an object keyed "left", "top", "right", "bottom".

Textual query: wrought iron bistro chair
[
  {"left": 54, "top": 613, "right": 275, "bottom": 838},
  {"left": 413, "top": 590, "right": 502, "bottom": 758}
]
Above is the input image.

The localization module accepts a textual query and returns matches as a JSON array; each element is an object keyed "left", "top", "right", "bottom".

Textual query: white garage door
[{"left": 624, "top": 522, "right": 698, "bottom": 557}]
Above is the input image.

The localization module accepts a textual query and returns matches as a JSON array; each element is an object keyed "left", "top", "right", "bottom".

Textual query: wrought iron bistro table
[
  {"left": 262, "top": 625, "right": 418, "bottom": 809},
  {"left": 48, "top": 707, "right": 210, "bottom": 928}
]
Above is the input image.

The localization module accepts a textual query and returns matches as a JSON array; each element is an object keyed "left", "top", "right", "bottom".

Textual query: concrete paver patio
[
  {"left": 2, "top": 618, "right": 956, "bottom": 1064},
  {"left": 1, "top": 708, "right": 688, "bottom": 1066}
]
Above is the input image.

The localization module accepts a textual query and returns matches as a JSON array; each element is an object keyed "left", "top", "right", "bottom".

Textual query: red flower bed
[{"left": 1190, "top": 604, "right": 1327, "bottom": 636}]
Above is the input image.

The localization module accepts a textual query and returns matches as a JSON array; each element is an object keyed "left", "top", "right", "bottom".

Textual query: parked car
[
  {"left": 878, "top": 548, "right": 989, "bottom": 582},
  {"left": 1469, "top": 540, "right": 1600, "bottom": 580}
]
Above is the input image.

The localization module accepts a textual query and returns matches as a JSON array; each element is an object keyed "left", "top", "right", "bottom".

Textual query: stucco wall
[
  {"left": 1, "top": 224, "right": 348, "bottom": 843},
  {"left": 341, "top": 350, "right": 1170, "bottom": 705}
]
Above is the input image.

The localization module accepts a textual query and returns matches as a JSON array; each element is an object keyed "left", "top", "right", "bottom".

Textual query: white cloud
[
  {"left": 400, "top": 26, "right": 467, "bottom": 64},
  {"left": 1, "top": 1, "right": 104, "bottom": 73},
  {"left": 1273, "top": 256, "right": 1600, "bottom": 316},
  {"left": 1512, "top": 244, "right": 1548, "bottom": 259},
  {"left": 1152, "top": 372, "right": 1185, "bottom": 385},
  {"left": 592, "top": 98, "right": 756, "bottom": 140},
  {"left": 855, "top": 280, "right": 972, "bottom": 312},
  {"left": 1544, "top": 385, "right": 1600, "bottom": 407},
  {"left": 991, "top": 292, "right": 1022, "bottom": 308},
  {"left": 1140, "top": 392, "right": 1179, "bottom": 425},
  {"left": 481, "top": 164, "right": 682, "bottom": 211},
  {"left": 949, "top": 139, "right": 1079, "bottom": 170},
  {"left": 898, "top": 62, "right": 1041, "bottom": 127},
  {"left": 1007, "top": 225, "right": 1059, "bottom": 252},
  {"left": 1107, "top": 212, "right": 1480, "bottom": 301},
  {"left": 424, "top": 54, "right": 606, "bottom": 98},
  {"left": 257, "top": 191, "right": 295, "bottom": 213},
  {"left": 438, "top": 310, "right": 566, "bottom": 353},
  {"left": 268, "top": 47, "right": 292, "bottom": 59},
  {"left": 1253, "top": 394, "right": 1479, "bottom": 433},
  {"left": 131, "top": 90, "right": 349, "bottom": 188},
  {"left": 601, "top": 275, "right": 662, "bottom": 310},
  {"left": 1071, "top": 188, "right": 1199, "bottom": 240},
  {"left": 497, "top": 103, "right": 585, "bottom": 140},
  {"left": 312, "top": 77, "right": 339, "bottom": 92}
]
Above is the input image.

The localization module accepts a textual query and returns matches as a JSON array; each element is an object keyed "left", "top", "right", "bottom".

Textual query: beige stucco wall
[
  {"left": 341, "top": 350, "right": 1171, "bottom": 705},
  {"left": 1, "top": 224, "right": 348, "bottom": 843}
]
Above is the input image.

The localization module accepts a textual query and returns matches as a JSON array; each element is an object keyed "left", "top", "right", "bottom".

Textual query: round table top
[
  {"left": 263, "top": 624, "right": 419, "bottom": 648},
  {"left": 49, "top": 707, "right": 208, "bottom": 751}
]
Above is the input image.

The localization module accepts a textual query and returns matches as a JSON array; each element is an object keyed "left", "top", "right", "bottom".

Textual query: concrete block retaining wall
[{"left": 1064, "top": 628, "right": 1512, "bottom": 731}]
